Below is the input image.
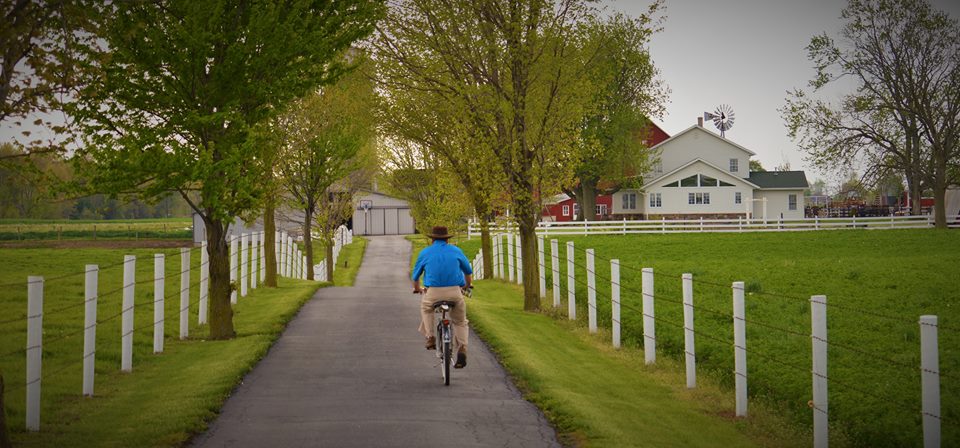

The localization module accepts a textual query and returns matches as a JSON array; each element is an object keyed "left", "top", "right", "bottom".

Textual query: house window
[
  {"left": 653, "top": 161, "right": 663, "bottom": 174},
  {"left": 649, "top": 193, "right": 662, "bottom": 208},
  {"left": 622, "top": 193, "right": 637, "bottom": 210},
  {"left": 573, "top": 203, "right": 580, "bottom": 218},
  {"left": 730, "top": 158, "right": 739, "bottom": 172},
  {"left": 665, "top": 174, "right": 735, "bottom": 188},
  {"left": 735, "top": 192, "right": 742, "bottom": 204},
  {"left": 688, "top": 192, "right": 709, "bottom": 205},
  {"left": 595, "top": 204, "right": 608, "bottom": 215},
  {"left": 562, "top": 205, "right": 570, "bottom": 216},
  {"left": 789, "top": 194, "right": 797, "bottom": 210}
]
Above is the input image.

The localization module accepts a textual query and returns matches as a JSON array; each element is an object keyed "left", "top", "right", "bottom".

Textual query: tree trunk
[
  {"left": 479, "top": 219, "right": 493, "bottom": 278},
  {"left": 0, "top": 374, "right": 11, "bottom": 448},
  {"left": 907, "top": 174, "right": 922, "bottom": 216},
  {"left": 263, "top": 202, "right": 278, "bottom": 287},
  {"left": 517, "top": 211, "right": 540, "bottom": 311},
  {"left": 575, "top": 180, "right": 599, "bottom": 221},
  {"left": 303, "top": 206, "right": 314, "bottom": 281},
  {"left": 204, "top": 217, "right": 235, "bottom": 339},
  {"left": 933, "top": 162, "right": 948, "bottom": 229},
  {"left": 325, "top": 235, "right": 335, "bottom": 282}
]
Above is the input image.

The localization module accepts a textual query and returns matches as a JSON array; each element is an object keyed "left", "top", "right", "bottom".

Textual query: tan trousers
[{"left": 418, "top": 286, "right": 469, "bottom": 352}]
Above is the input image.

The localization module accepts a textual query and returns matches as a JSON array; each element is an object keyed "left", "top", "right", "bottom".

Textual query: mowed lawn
[
  {"left": 456, "top": 229, "right": 959, "bottom": 447},
  {"left": 0, "top": 238, "right": 366, "bottom": 446}
]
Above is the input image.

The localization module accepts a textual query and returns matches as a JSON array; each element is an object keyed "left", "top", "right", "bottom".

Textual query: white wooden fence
[
  {"left": 476, "top": 232, "right": 945, "bottom": 447},
  {"left": 468, "top": 214, "right": 960, "bottom": 238},
  {"left": 12, "top": 226, "right": 354, "bottom": 432}
]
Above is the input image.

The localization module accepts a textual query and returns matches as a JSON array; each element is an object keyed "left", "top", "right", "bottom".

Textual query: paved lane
[{"left": 192, "top": 235, "right": 559, "bottom": 448}]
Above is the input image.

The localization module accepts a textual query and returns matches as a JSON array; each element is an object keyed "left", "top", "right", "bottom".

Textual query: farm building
[
  {"left": 612, "top": 121, "right": 808, "bottom": 221},
  {"left": 542, "top": 194, "right": 613, "bottom": 222},
  {"left": 351, "top": 190, "right": 415, "bottom": 236}
]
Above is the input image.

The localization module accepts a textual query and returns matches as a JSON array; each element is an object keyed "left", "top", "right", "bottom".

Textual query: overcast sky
[{"left": 605, "top": 0, "right": 960, "bottom": 184}]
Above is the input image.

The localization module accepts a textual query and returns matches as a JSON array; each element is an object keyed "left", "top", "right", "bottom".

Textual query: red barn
[{"left": 543, "top": 194, "right": 614, "bottom": 222}]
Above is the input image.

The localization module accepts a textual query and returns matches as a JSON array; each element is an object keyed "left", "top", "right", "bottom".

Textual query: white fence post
[
  {"left": 642, "top": 267, "right": 655, "bottom": 364},
  {"left": 250, "top": 231, "right": 258, "bottom": 289},
  {"left": 493, "top": 233, "right": 503, "bottom": 280},
  {"left": 538, "top": 236, "right": 546, "bottom": 298},
  {"left": 290, "top": 237, "right": 297, "bottom": 278},
  {"left": 259, "top": 231, "right": 266, "bottom": 282},
  {"left": 515, "top": 234, "right": 523, "bottom": 285},
  {"left": 551, "top": 239, "right": 560, "bottom": 307},
  {"left": 275, "top": 231, "right": 281, "bottom": 278},
  {"left": 507, "top": 232, "right": 515, "bottom": 283},
  {"left": 179, "top": 248, "right": 190, "bottom": 340},
  {"left": 587, "top": 249, "right": 597, "bottom": 333},
  {"left": 682, "top": 273, "right": 695, "bottom": 388},
  {"left": 279, "top": 231, "right": 288, "bottom": 277},
  {"left": 733, "top": 281, "right": 747, "bottom": 417},
  {"left": 83, "top": 265, "right": 98, "bottom": 396},
  {"left": 122, "top": 255, "right": 135, "bottom": 372},
  {"left": 567, "top": 241, "right": 576, "bottom": 320},
  {"left": 199, "top": 242, "right": 209, "bottom": 325},
  {"left": 26, "top": 276, "right": 43, "bottom": 431},
  {"left": 240, "top": 233, "right": 248, "bottom": 297},
  {"left": 611, "top": 260, "right": 620, "bottom": 349},
  {"left": 302, "top": 255, "right": 307, "bottom": 280},
  {"left": 920, "top": 315, "right": 941, "bottom": 448},
  {"left": 154, "top": 253, "right": 164, "bottom": 354},
  {"left": 230, "top": 236, "right": 238, "bottom": 304},
  {"left": 811, "top": 294, "right": 828, "bottom": 448}
]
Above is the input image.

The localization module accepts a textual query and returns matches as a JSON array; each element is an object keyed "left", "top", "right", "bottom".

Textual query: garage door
[{"left": 352, "top": 207, "right": 415, "bottom": 235}]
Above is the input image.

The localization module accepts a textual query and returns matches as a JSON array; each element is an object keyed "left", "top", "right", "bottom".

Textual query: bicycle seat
[{"left": 432, "top": 301, "right": 457, "bottom": 310}]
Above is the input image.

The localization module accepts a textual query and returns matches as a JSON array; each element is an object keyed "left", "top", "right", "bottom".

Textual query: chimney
[{"left": 697, "top": 116, "right": 703, "bottom": 127}]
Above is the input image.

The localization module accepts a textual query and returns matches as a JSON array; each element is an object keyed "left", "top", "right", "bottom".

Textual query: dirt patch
[{"left": 0, "top": 239, "right": 194, "bottom": 249}]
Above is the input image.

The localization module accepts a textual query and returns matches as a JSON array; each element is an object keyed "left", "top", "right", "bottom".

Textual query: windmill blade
[{"left": 704, "top": 111, "right": 716, "bottom": 120}]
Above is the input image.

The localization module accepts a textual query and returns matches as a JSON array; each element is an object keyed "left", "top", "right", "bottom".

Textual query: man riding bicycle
[{"left": 412, "top": 226, "right": 473, "bottom": 369}]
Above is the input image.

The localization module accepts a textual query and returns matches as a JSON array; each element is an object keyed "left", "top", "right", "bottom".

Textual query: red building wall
[{"left": 544, "top": 195, "right": 613, "bottom": 222}]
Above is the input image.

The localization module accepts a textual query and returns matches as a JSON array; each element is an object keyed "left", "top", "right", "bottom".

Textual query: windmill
[{"left": 704, "top": 104, "right": 735, "bottom": 138}]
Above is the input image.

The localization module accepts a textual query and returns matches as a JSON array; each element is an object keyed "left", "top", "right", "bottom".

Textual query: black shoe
[
  {"left": 425, "top": 337, "right": 436, "bottom": 350},
  {"left": 454, "top": 352, "right": 467, "bottom": 369}
]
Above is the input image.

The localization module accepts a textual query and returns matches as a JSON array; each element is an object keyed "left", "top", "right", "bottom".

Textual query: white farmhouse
[{"left": 612, "top": 123, "right": 808, "bottom": 221}]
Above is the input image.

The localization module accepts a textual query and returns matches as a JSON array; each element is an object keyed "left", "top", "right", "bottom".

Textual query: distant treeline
[{"left": 0, "top": 143, "right": 194, "bottom": 220}]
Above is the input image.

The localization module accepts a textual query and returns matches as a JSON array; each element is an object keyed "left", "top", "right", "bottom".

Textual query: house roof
[
  {"left": 643, "top": 158, "right": 761, "bottom": 190},
  {"left": 747, "top": 171, "right": 809, "bottom": 189},
  {"left": 650, "top": 125, "right": 757, "bottom": 156}
]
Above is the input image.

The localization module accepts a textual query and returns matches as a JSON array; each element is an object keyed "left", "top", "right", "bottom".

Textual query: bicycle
[{"left": 418, "top": 286, "right": 472, "bottom": 386}]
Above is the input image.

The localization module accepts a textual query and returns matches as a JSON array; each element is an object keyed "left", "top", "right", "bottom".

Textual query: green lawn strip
[
  {"left": 456, "top": 230, "right": 959, "bottom": 446},
  {"left": 9, "top": 277, "right": 319, "bottom": 448},
  {"left": 332, "top": 236, "right": 367, "bottom": 286},
  {"left": 0, "top": 219, "right": 194, "bottom": 241},
  {"left": 0, "top": 241, "right": 376, "bottom": 446},
  {"left": 470, "top": 280, "right": 815, "bottom": 448}
]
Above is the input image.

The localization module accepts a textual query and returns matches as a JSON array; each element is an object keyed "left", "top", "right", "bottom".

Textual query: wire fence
[
  {"left": 479, "top": 232, "right": 954, "bottom": 446},
  {"left": 0, "top": 226, "right": 354, "bottom": 433}
]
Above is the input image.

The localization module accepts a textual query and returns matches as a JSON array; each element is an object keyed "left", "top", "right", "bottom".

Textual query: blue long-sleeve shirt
[{"left": 411, "top": 240, "right": 473, "bottom": 287}]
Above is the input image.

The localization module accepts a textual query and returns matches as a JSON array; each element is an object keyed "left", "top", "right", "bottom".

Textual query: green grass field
[
  {"left": 0, "top": 219, "right": 193, "bottom": 241},
  {"left": 453, "top": 229, "right": 959, "bottom": 447},
  {"left": 0, "top": 236, "right": 366, "bottom": 446}
]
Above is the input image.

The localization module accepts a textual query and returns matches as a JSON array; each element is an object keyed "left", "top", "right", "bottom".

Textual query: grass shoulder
[{"left": 468, "top": 279, "right": 823, "bottom": 447}]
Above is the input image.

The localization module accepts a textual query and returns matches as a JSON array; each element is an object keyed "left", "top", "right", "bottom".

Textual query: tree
[
  {"left": 749, "top": 159, "right": 766, "bottom": 172},
  {"left": 68, "top": 0, "right": 383, "bottom": 339},
  {"left": 1, "top": 0, "right": 101, "bottom": 157},
  {"left": 783, "top": 0, "right": 960, "bottom": 226},
  {"left": 373, "top": 30, "right": 506, "bottom": 275},
  {"left": 566, "top": 10, "right": 668, "bottom": 221},
  {"left": 375, "top": 0, "right": 605, "bottom": 311},
  {"left": 276, "top": 59, "right": 377, "bottom": 280}
]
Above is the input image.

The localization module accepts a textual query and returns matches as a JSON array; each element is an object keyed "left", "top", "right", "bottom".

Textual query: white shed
[{"left": 352, "top": 191, "right": 416, "bottom": 235}]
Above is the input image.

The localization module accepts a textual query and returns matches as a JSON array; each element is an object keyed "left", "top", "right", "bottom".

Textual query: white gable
[{"left": 649, "top": 126, "right": 754, "bottom": 180}]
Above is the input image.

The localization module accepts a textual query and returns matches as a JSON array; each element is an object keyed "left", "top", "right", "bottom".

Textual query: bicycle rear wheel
[{"left": 442, "top": 328, "right": 451, "bottom": 386}]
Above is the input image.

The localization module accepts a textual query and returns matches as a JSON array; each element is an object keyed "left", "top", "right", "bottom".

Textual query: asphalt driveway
[{"left": 191, "top": 235, "right": 559, "bottom": 448}]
